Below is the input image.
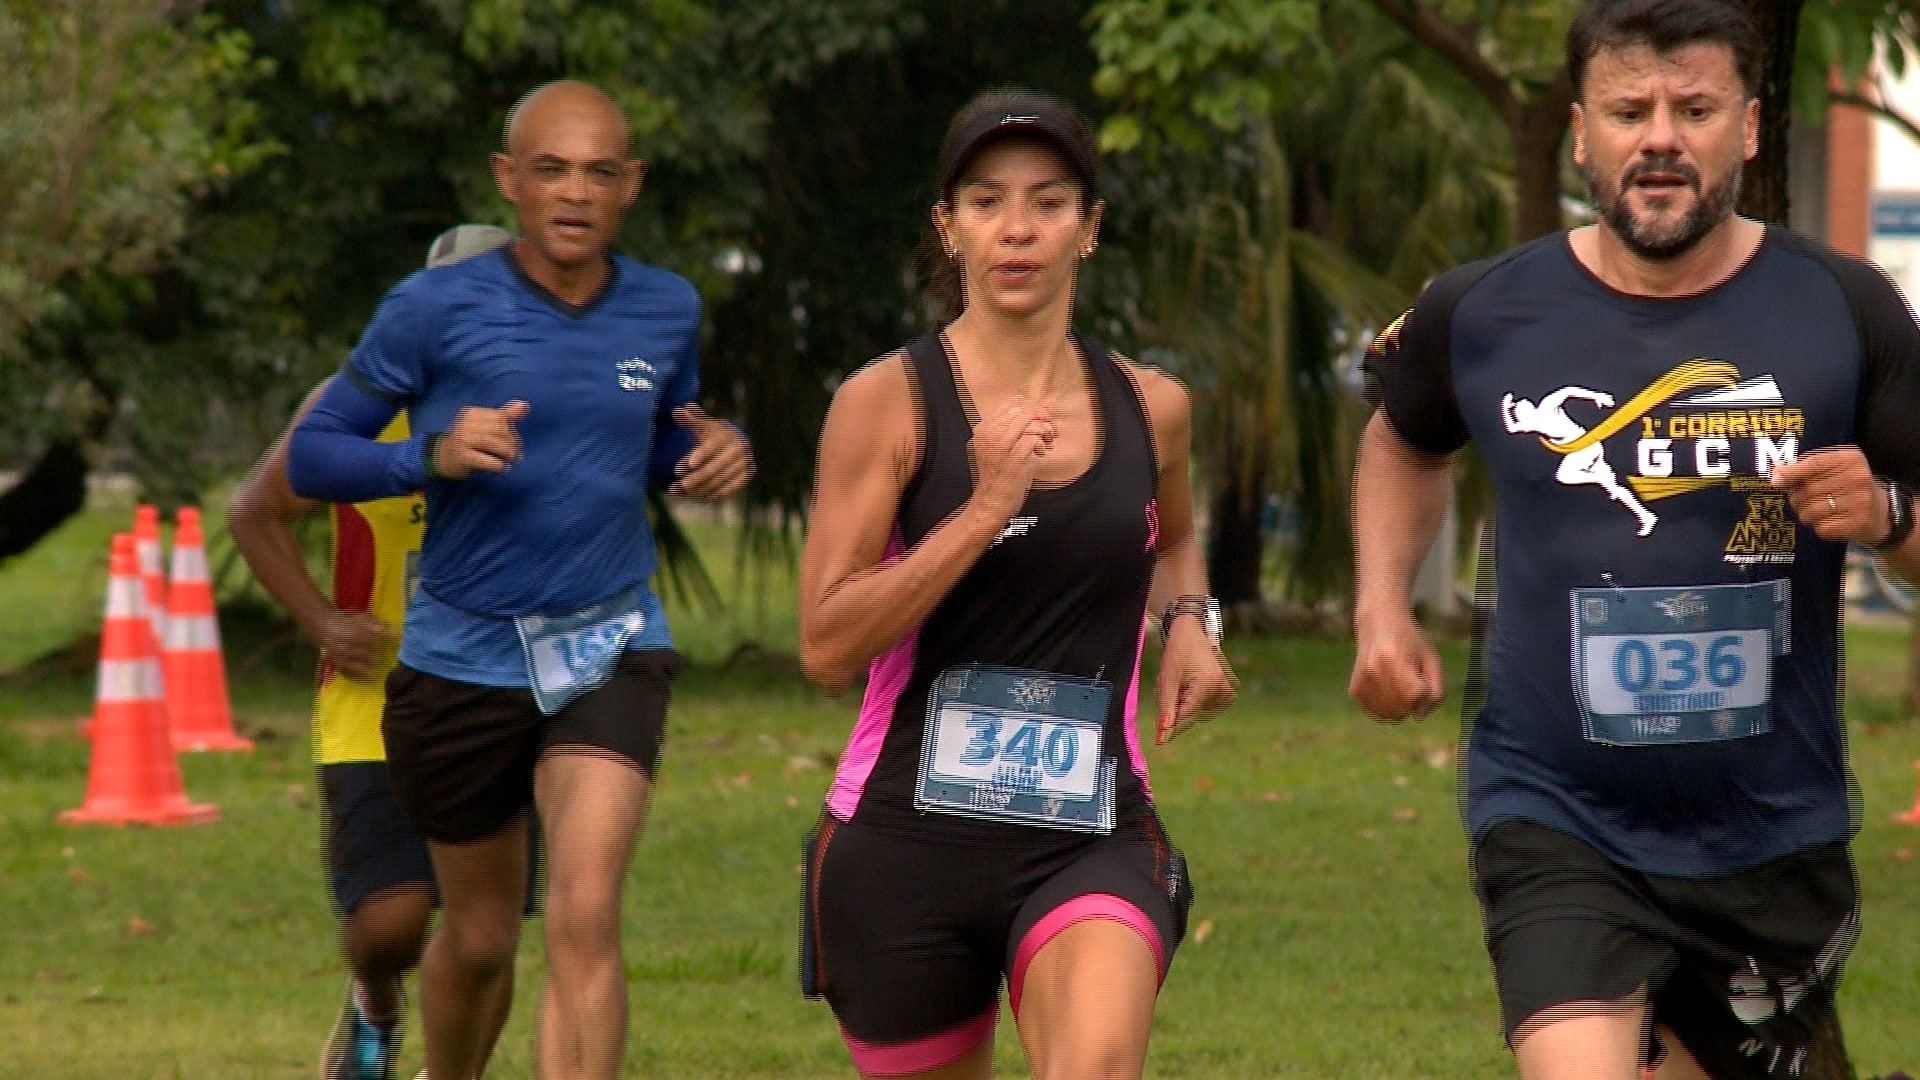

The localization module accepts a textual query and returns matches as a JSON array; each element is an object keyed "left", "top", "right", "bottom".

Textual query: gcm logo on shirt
[{"left": 1501, "top": 360, "right": 1801, "bottom": 547}]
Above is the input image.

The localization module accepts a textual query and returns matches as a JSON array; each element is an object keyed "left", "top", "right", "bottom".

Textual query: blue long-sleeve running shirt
[{"left": 287, "top": 247, "right": 703, "bottom": 686}]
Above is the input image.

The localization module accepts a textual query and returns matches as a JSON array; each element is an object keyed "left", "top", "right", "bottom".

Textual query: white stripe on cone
[
  {"left": 136, "top": 537, "right": 167, "bottom": 637},
  {"left": 107, "top": 565, "right": 166, "bottom": 698},
  {"left": 107, "top": 578, "right": 146, "bottom": 619},
  {"left": 163, "top": 615, "right": 220, "bottom": 652},
  {"left": 135, "top": 537, "right": 162, "bottom": 577},
  {"left": 170, "top": 546, "right": 210, "bottom": 583},
  {"left": 97, "top": 658, "right": 164, "bottom": 704}
]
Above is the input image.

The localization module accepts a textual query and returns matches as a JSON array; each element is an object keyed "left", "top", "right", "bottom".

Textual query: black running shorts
[
  {"left": 382, "top": 649, "right": 679, "bottom": 844},
  {"left": 318, "top": 761, "right": 438, "bottom": 915},
  {"left": 1473, "top": 819, "right": 1857, "bottom": 1077},
  {"left": 318, "top": 761, "right": 543, "bottom": 916},
  {"left": 800, "top": 811, "right": 1193, "bottom": 1076}
]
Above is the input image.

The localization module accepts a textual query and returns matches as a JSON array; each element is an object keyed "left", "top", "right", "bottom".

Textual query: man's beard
[{"left": 1586, "top": 153, "right": 1740, "bottom": 261}]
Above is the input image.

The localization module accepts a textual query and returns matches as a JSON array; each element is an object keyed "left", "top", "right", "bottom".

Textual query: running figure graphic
[{"left": 1501, "top": 388, "right": 1659, "bottom": 536}]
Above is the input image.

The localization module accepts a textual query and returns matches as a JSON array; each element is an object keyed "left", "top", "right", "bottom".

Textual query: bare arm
[
  {"left": 1349, "top": 409, "right": 1453, "bottom": 720},
  {"left": 1129, "top": 363, "right": 1235, "bottom": 741},
  {"left": 1354, "top": 411, "right": 1453, "bottom": 620},
  {"left": 1772, "top": 449, "right": 1920, "bottom": 585},
  {"left": 797, "top": 356, "right": 1050, "bottom": 694},
  {"left": 1141, "top": 372, "right": 1202, "bottom": 632},
  {"left": 1885, "top": 524, "right": 1920, "bottom": 586},
  {"left": 229, "top": 383, "right": 332, "bottom": 633},
  {"left": 228, "top": 378, "right": 394, "bottom": 679}
]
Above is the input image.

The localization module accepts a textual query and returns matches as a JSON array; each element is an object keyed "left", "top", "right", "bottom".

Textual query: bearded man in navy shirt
[{"left": 1352, "top": 2, "right": 1920, "bottom": 1077}]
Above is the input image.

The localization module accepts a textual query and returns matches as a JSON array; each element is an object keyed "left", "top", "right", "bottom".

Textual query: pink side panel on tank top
[
  {"left": 1121, "top": 615, "right": 1152, "bottom": 798},
  {"left": 826, "top": 533, "right": 914, "bottom": 821}
]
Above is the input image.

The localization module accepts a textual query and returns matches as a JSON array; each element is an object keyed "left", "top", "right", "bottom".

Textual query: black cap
[{"left": 935, "top": 93, "right": 1099, "bottom": 204}]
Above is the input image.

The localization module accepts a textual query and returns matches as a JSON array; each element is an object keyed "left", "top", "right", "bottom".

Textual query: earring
[{"left": 1080, "top": 241, "right": 1097, "bottom": 258}]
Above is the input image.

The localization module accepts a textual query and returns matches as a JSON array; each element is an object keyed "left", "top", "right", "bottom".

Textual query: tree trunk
[
  {"left": 1512, "top": 99, "right": 1572, "bottom": 241},
  {"left": 0, "top": 437, "right": 91, "bottom": 561},
  {"left": 1737, "top": 0, "right": 1804, "bottom": 225},
  {"left": 1206, "top": 467, "right": 1269, "bottom": 608},
  {"left": 0, "top": 334, "right": 117, "bottom": 562}
]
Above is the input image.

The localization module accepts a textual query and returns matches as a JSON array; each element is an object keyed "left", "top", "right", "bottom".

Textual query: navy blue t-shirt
[
  {"left": 339, "top": 249, "right": 699, "bottom": 684},
  {"left": 1366, "top": 229, "right": 1920, "bottom": 876}
]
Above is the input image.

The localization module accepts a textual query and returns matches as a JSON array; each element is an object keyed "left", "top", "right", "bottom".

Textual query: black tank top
[{"left": 835, "top": 330, "right": 1161, "bottom": 841}]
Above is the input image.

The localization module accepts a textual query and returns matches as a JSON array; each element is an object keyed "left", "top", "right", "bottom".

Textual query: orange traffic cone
[
  {"left": 132, "top": 504, "right": 171, "bottom": 736},
  {"left": 62, "top": 533, "right": 218, "bottom": 826},
  {"left": 132, "top": 505, "right": 171, "bottom": 664},
  {"left": 163, "top": 508, "right": 251, "bottom": 752},
  {"left": 1896, "top": 761, "right": 1920, "bottom": 826}
]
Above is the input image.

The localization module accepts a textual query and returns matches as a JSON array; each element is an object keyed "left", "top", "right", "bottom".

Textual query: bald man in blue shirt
[{"left": 290, "top": 80, "right": 752, "bottom": 1080}]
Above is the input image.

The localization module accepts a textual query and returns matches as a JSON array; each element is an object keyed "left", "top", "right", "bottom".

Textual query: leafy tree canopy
[{"left": 0, "top": 0, "right": 275, "bottom": 447}]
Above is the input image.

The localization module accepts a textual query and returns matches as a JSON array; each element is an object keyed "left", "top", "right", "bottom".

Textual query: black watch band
[
  {"left": 1877, "top": 479, "right": 1915, "bottom": 552},
  {"left": 423, "top": 432, "right": 447, "bottom": 482}
]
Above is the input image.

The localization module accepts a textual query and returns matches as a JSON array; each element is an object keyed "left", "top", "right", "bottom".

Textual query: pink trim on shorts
[
  {"left": 1121, "top": 615, "right": 1152, "bottom": 797},
  {"left": 827, "top": 533, "right": 916, "bottom": 821},
  {"left": 1007, "top": 893, "right": 1166, "bottom": 1017},
  {"left": 841, "top": 1007, "right": 996, "bottom": 1076}
]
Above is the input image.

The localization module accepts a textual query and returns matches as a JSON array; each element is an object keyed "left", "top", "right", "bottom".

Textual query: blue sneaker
[{"left": 319, "top": 978, "right": 402, "bottom": 1080}]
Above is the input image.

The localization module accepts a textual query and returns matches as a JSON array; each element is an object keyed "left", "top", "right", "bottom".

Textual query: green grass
[
  {"left": 0, "top": 495, "right": 128, "bottom": 674},
  {"left": 2, "top": 505, "right": 1919, "bottom": 1077}
]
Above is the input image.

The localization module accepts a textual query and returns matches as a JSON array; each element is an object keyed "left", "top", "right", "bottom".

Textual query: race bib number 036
[
  {"left": 917, "top": 665, "right": 1115, "bottom": 833},
  {"left": 1570, "top": 580, "right": 1789, "bottom": 746}
]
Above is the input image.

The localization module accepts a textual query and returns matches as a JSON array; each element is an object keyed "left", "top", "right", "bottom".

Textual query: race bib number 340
[
  {"left": 1571, "top": 581, "right": 1788, "bottom": 746},
  {"left": 917, "top": 665, "right": 1115, "bottom": 833}
]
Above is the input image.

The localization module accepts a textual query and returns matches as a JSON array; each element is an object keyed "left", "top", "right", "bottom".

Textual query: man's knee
[
  {"left": 343, "top": 887, "right": 434, "bottom": 976},
  {"left": 344, "top": 923, "right": 429, "bottom": 980},
  {"left": 437, "top": 911, "right": 523, "bottom": 977},
  {"left": 543, "top": 879, "right": 621, "bottom": 953}
]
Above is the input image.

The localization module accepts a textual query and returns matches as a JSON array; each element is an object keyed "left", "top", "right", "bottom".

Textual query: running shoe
[{"left": 319, "top": 977, "right": 402, "bottom": 1080}]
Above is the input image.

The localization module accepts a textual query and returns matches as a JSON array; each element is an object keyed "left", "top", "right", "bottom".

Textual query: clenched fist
[
  {"left": 434, "top": 400, "right": 529, "bottom": 479},
  {"left": 1770, "top": 447, "right": 1892, "bottom": 546},
  {"left": 968, "top": 397, "right": 1057, "bottom": 524},
  {"left": 1349, "top": 610, "right": 1446, "bottom": 722},
  {"left": 668, "top": 405, "right": 754, "bottom": 498}
]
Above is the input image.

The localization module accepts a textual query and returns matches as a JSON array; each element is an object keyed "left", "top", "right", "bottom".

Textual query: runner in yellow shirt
[{"left": 230, "top": 224, "right": 535, "bottom": 1080}]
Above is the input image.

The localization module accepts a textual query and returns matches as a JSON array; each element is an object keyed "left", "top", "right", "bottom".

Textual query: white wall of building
[{"left": 1873, "top": 55, "right": 1920, "bottom": 294}]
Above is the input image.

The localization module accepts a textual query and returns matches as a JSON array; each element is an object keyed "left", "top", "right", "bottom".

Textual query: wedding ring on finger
[{"left": 1827, "top": 494, "right": 1838, "bottom": 512}]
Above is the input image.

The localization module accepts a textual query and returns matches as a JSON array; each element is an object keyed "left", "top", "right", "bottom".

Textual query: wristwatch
[
  {"left": 1159, "top": 595, "right": 1223, "bottom": 647},
  {"left": 1878, "top": 479, "right": 1916, "bottom": 552}
]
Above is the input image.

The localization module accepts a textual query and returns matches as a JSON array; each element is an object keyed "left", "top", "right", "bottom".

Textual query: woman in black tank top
[{"left": 798, "top": 90, "right": 1235, "bottom": 1080}]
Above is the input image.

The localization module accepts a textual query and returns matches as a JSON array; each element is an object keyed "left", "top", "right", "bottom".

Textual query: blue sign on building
[{"left": 1873, "top": 197, "right": 1920, "bottom": 236}]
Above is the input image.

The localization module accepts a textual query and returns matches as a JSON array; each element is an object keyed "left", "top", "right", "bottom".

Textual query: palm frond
[{"left": 647, "top": 490, "right": 723, "bottom": 616}]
